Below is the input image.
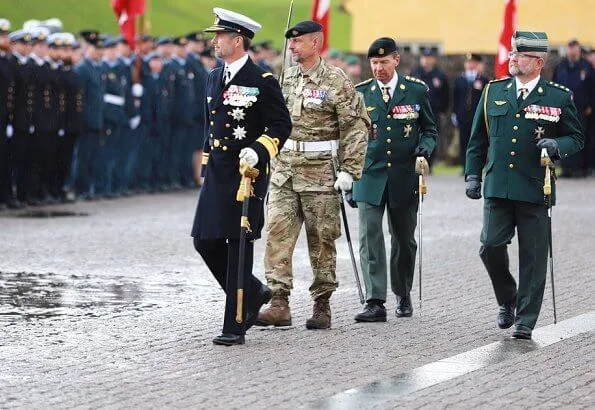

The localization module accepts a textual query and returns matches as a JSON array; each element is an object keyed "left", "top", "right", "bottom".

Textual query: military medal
[
  {"left": 233, "top": 125, "right": 247, "bottom": 140},
  {"left": 303, "top": 88, "right": 328, "bottom": 105},
  {"left": 392, "top": 105, "right": 420, "bottom": 120},
  {"left": 534, "top": 126, "right": 546, "bottom": 141},
  {"left": 403, "top": 124, "right": 413, "bottom": 138},
  {"left": 524, "top": 105, "right": 561, "bottom": 122},
  {"left": 230, "top": 107, "right": 246, "bottom": 121},
  {"left": 223, "top": 85, "right": 259, "bottom": 107}
]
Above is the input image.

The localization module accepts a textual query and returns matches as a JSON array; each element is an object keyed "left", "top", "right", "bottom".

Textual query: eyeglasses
[{"left": 508, "top": 51, "right": 541, "bottom": 60}]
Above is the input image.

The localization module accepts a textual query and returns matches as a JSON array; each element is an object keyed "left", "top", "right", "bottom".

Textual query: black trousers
[
  {"left": 193, "top": 238, "right": 264, "bottom": 335},
  {"left": 0, "top": 136, "right": 10, "bottom": 203},
  {"left": 459, "top": 120, "right": 473, "bottom": 168}
]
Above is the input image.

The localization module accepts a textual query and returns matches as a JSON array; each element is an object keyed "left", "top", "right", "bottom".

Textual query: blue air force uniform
[{"left": 191, "top": 8, "right": 292, "bottom": 344}]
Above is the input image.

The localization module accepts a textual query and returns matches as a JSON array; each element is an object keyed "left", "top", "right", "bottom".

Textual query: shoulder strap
[{"left": 483, "top": 82, "right": 491, "bottom": 139}]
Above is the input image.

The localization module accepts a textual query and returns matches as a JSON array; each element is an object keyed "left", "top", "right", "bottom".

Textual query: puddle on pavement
[
  {"left": 0, "top": 271, "right": 159, "bottom": 322},
  {"left": 15, "top": 210, "right": 90, "bottom": 218}
]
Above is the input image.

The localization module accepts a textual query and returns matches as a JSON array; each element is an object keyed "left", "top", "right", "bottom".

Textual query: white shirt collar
[
  {"left": 515, "top": 75, "right": 541, "bottom": 97},
  {"left": 224, "top": 53, "right": 249, "bottom": 84},
  {"left": 376, "top": 71, "right": 399, "bottom": 97},
  {"left": 30, "top": 53, "right": 45, "bottom": 66}
]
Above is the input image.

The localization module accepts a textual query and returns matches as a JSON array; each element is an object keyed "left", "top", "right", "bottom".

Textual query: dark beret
[
  {"left": 285, "top": 20, "right": 322, "bottom": 39},
  {"left": 173, "top": 36, "right": 189, "bottom": 46},
  {"left": 186, "top": 31, "right": 203, "bottom": 42},
  {"left": 421, "top": 47, "right": 438, "bottom": 57},
  {"left": 367, "top": 37, "right": 398, "bottom": 59},
  {"left": 465, "top": 52, "right": 482, "bottom": 62}
]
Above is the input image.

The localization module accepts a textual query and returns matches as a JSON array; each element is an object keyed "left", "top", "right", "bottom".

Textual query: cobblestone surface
[{"left": 0, "top": 175, "right": 593, "bottom": 408}]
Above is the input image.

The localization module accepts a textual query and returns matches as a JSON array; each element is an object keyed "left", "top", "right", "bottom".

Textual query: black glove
[
  {"left": 344, "top": 190, "right": 358, "bottom": 208},
  {"left": 536, "top": 138, "right": 559, "bottom": 159},
  {"left": 465, "top": 175, "right": 482, "bottom": 200},
  {"left": 413, "top": 146, "right": 429, "bottom": 158}
]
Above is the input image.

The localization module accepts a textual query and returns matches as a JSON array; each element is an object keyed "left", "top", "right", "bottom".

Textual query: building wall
[{"left": 344, "top": 0, "right": 595, "bottom": 54}]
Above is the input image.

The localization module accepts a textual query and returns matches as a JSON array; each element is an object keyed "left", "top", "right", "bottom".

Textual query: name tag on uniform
[
  {"left": 392, "top": 104, "right": 420, "bottom": 120},
  {"left": 223, "top": 85, "right": 259, "bottom": 107},
  {"left": 524, "top": 105, "right": 561, "bottom": 122},
  {"left": 303, "top": 88, "right": 328, "bottom": 105}
]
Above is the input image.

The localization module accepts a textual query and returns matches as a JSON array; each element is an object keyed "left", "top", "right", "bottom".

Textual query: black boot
[
  {"left": 395, "top": 294, "right": 413, "bottom": 317},
  {"left": 354, "top": 300, "right": 387, "bottom": 322}
]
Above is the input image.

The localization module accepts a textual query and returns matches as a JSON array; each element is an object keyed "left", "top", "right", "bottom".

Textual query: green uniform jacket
[
  {"left": 352, "top": 75, "right": 438, "bottom": 207},
  {"left": 465, "top": 77, "right": 584, "bottom": 205}
]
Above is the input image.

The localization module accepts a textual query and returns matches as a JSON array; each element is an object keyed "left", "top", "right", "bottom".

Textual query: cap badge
[{"left": 378, "top": 48, "right": 384, "bottom": 55}]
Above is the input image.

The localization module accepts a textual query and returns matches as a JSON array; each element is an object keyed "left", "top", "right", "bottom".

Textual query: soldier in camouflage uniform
[{"left": 256, "top": 21, "right": 369, "bottom": 330}]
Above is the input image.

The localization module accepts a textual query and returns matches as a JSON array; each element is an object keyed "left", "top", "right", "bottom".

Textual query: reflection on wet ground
[
  {"left": 0, "top": 271, "right": 157, "bottom": 321},
  {"left": 14, "top": 210, "right": 90, "bottom": 218}
]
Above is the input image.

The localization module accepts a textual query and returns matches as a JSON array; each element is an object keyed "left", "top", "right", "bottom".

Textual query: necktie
[
  {"left": 517, "top": 87, "right": 528, "bottom": 105},
  {"left": 222, "top": 68, "right": 230, "bottom": 85},
  {"left": 381, "top": 86, "right": 391, "bottom": 103}
]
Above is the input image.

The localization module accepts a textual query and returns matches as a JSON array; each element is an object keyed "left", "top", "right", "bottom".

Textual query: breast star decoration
[
  {"left": 233, "top": 125, "right": 247, "bottom": 140},
  {"left": 231, "top": 107, "right": 246, "bottom": 121}
]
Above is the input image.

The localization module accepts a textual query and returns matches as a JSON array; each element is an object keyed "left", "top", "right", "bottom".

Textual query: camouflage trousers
[{"left": 264, "top": 179, "right": 341, "bottom": 300}]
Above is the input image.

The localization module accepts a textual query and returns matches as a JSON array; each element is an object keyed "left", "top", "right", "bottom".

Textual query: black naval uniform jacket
[{"left": 191, "top": 57, "right": 291, "bottom": 240}]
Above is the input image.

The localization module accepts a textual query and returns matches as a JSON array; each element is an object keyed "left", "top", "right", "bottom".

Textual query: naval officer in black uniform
[{"left": 191, "top": 7, "right": 292, "bottom": 346}]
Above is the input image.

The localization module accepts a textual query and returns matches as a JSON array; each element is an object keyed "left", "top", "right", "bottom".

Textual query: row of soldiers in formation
[{"left": 0, "top": 18, "right": 223, "bottom": 209}]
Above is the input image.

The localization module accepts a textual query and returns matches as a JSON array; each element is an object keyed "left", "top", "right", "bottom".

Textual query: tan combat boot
[
  {"left": 305, "top": 297, "right": 331, "bottom": 329},
  {"left": 254, "top": 295, "right": 292, "bottom": 326}
]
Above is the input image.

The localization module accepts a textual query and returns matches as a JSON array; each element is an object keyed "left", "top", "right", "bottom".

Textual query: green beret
[
  {"left": 512, "top": 31, "right": 549, "bottom": 53},
  {"left": 327, "top": 48, "right": 342, "bottom": 59},
  {"left": 367, "top": 37, "right": 398, "bottom": 59},
  {"left": 345, "top": 55, "right": 359, "bottom": 66}
]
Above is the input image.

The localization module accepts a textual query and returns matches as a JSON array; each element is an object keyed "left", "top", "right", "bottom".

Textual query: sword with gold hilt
[
  {"left": 235, "top": 159, "right": 260, "bottom": 324},
  {"left": 541, "top": 148, "right": 557, "bottom": 324},
  {"left": 416, "top": 157, "right": 428, "bottom": 311}
]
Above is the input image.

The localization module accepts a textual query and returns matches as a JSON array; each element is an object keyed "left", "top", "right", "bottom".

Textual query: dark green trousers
[
  {"left": 358, "top": 197, "right": 418, "bottom": 302},
  {"left": 479, "top": 198, "right": 549, "bottom": 330}
]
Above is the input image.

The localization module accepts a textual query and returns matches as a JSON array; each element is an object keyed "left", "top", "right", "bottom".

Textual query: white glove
[
  {"left": 58, "top": 129, "right": 65, "bottom": 137},
  {"left": 415, "top": 156, "right": 429, "bottom": 175},
  {"left": 333, "top": 171, "right": 353, "bottom": 192},
  {"left": 132, "top": 83, "right": 144, "bottom": 98},
  {"left": 5, "top": 124, "right": 13, "bottom": 138},
  {"left": 451, "top": 113, "right": 458, "bottom": 127},
  {"left": 129, "top": 115, "right": 141, "bottom": 130},
  {"left": 239, "top": 147, "right": 259, "bottom": 167}
]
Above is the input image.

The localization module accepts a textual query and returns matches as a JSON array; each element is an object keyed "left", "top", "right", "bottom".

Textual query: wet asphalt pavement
[{"left": 1, "top": 176, "right": 593, "bottom": 409}]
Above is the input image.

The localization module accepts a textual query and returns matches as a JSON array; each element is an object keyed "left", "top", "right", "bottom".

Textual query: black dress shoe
[
  {"left": 245, "top": 285, "right": 273, "bottom": 330},
  {"left": 512, "top": 325, "right": 532, "bottom": 340},
  {"left": 354, "top": 302, "right": 387, "bottom": 322},
  {"left": 497, "top": 297, "right": 516, "bottom": 329},
  {"left": 212, "top": 333, "right": 245, "bottom": 346},
  {"left": 395, "top": 294, "right": 413, "bottom": 317}
]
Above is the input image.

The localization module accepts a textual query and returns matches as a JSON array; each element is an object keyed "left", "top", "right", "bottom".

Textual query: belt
[
  {"left": 103, "top": 94, "right": 125, "bottom": 106},
  {"left": 282, "top": 138, "right": 339, "bottom": 152},
  {"left": 209, "top": 138, "right": 248, "bottom": 151}
]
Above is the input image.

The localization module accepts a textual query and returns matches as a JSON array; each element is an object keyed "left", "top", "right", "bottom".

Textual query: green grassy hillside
[{"left": 3, "top": 0, "right": 351, "bottom": 50}]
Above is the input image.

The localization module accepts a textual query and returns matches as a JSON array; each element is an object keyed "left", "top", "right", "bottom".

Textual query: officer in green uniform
[
  {"left": 352, "top": 37, "right": 437, "bottom": 322},
  {"left": 465, "top": 31, "right": 584, "bottom": 340}
]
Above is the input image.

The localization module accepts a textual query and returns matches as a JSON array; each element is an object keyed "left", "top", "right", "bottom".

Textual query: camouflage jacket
[{"left": 271, "top": 58, "right": 369, "bottom": 192}]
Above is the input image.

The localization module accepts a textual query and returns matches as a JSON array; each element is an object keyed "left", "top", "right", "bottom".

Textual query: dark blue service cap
[
  {"left": 155, "top": 36, "right": 173, "bottom": 46},
  {"left": 285, "top": 20, "right": 323, "bottom": 39}
]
